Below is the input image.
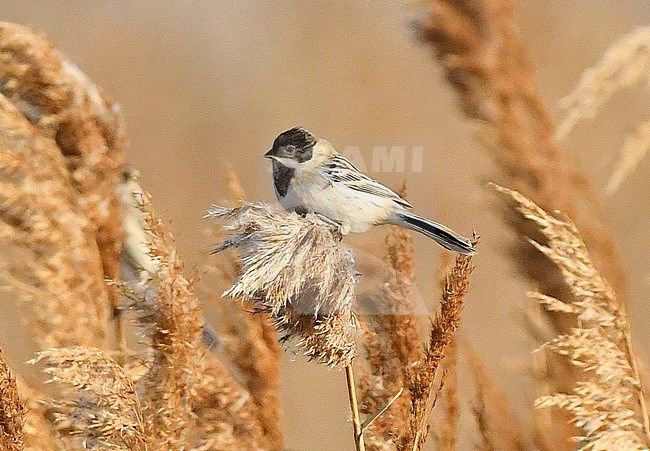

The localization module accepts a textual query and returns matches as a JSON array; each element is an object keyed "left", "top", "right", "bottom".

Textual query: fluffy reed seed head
[
  {"left": 118, "top": 192, "right": 269, "bottom": 449},
  {"left": 208, "top": 203, "right": 358, "bottom": 367},
  {"left": 31, "top": 347, "right": 147, "bottom": 450},
  {"left": 0, "top": 94, "right": 108, "bottom": 348}
]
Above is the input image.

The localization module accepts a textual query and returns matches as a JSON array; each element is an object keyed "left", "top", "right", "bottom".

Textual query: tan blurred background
[{"left": 2, "top": 1, "right": 650, "bottom": 450}]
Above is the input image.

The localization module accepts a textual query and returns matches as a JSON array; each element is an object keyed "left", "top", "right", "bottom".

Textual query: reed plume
[
  {"left": 0, "top": 22, "right": 125, "bottom": 275},
  {"left": 357, "top": 185, "right": 422, "bottom": 449},
  {"left": 399, "top": 250, "right": 474, "bottom": 451},
  {"left": 31, "top": 347, "right": 148, "bottom": 450},
  {"left": 1, "top": 21, "right": 128, "bottom": 350},
  {"left": 414, "top": 0, "right": 626, "bottom": 301},
  {"left": 119, "top": 193, "right": 269, "bottom": 450},
  {"left": 499, "top": 185, "right": 650, "bottom": 450},
  {"left": 436, "top": 337, "right": 458, "bottom": 451},
  {"left": 556, "top": 26, "right": 650, "bottom": 141},
  {"left": 209, "top": 202, "right": 358, "bottom": 367},
  {"left": 0, "top": 91, "right": 108, "bottom": 349},
  {"left": 203, "top": 169, "right": 283, "bottom": 449},
  {"left": 607, "top": 117, "right": 650, "bottom": 194},
  {"left": 552, "top": 26, "right": 650, "bottom": 194},
  {"left": 414, "top": 2, "right": 633, "bottom": 447}
]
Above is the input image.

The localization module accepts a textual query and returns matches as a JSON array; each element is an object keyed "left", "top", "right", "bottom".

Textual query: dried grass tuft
[
  {"left": 208, "top": 203, "right": 358, "bottom": 367},
  {"left": 31, "top": 347, "right": 147, "bottom": 450},
  {"left": 0, "top": 20, "right": 132, "bottom": 354}
]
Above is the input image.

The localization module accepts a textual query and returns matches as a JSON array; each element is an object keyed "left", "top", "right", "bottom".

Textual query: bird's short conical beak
[{"left": 264, "top": 149, "right": 275, "bottom": 158}]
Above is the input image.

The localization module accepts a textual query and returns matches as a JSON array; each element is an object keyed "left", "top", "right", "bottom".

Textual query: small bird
[{"left": 264, "top": 127, "right": 475, "bottom": 254}]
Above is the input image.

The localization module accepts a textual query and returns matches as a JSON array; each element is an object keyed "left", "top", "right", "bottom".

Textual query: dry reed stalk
[
  {"left": 414, "top": 3, "right": 628, "bottom": 447},
  {"left": 0, "top": 93, "right": 108, "bottom": 348},
  {"left": 209, "top": 202, "right": 358, "bottom": 367},
  {"left": 399, "top": 249, "right": 475, "bottom": 451},
  {"left": 473, "top": 380, "right": 496, "bottom": 451},
  {"left": 357, "top": 184, "right": 423, "bottom": 450},
  {"left": 500, "top": 186, "right": 650, "bottom": 450},
  {"left": 31, "top": 347, "right": 148, "bottom": 450},
  {"left": 0, "top": 347, "right": 24, "bottom": 450},
  {"left": 346, "top": 364, "right": 366, "bottom": 451},
  {"left": 556, "top": 26, "right": 650, "bottom": 141},
  {"left": 119, "top": 193, "right": 268, "bottom": 450},
  {"left": 526, "top": 303, "right": 563, "bottom": 451},
  {"left": 414, "top": 0, "right": 626, "bottom": 301}
]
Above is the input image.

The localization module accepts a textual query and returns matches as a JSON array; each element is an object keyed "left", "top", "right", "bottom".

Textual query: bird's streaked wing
[{"left": 322, "top": 153, "right": 413, "bottom": 208}]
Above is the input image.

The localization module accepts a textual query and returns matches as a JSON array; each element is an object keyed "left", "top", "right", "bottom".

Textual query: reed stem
[{"left": 345, "top": 364, "right": 365, "bottom": 451}]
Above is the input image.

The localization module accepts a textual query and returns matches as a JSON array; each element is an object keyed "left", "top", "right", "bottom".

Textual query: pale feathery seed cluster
[
  {"left": 556, "top": 26, "right": 650, "bottom": 140},
  {"left": 208, "top": 203, "right": 358, "bottom": 367},
  {"left": 30, "top": 347, "right": 147, "bottom": 450},
  {"left": 499, "top": 185, "right": 650, "bottom": 450}
]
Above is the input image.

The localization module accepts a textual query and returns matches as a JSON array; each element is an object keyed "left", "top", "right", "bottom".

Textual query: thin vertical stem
[
  {"left": 112, "top": 299, "right": 127, "bottom": 365},
  {"left": 345, "top": 364, "right": 365, "bottom": 451},
  {"left": 622, "top": 327, "right": 650, "bottom": 445}
]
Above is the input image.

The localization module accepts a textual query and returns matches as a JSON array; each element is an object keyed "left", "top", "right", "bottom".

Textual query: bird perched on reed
[{"left": 265, "top": 127, "right": 474, "bottom": 254}]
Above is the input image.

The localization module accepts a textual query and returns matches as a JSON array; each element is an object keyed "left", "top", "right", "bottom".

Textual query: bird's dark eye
[{"left": 285, "top": 145, "right": 296, "bottom": 154}]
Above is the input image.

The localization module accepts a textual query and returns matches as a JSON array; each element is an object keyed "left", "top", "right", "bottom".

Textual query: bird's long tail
[{"left": 390, "top": 211, "right": 475, "bottom": 255}]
